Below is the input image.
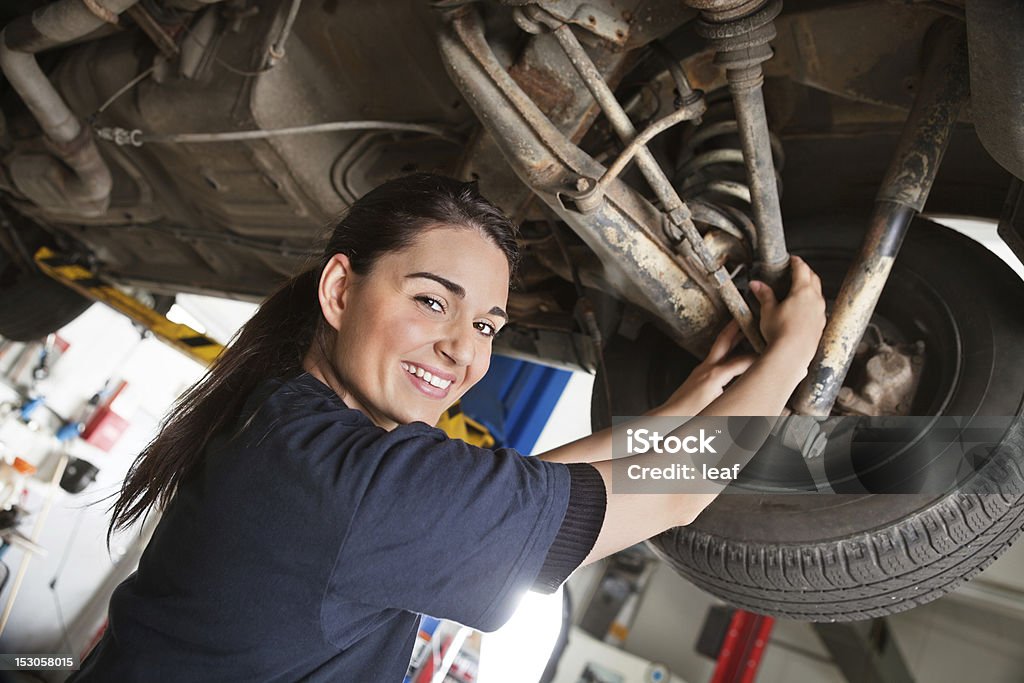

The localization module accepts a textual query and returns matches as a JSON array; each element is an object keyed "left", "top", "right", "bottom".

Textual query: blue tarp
[{"left": 459, "top": 355, "right": 572, "bottom": 454}]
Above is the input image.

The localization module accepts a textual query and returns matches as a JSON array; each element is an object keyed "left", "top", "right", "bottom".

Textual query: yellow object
[
  {"left": 34, "top": 247, "right": 494, "bottom": 446},
  {"left": 436, "top": 403, "right": 495, "bottom": 448},
  {"left": 34, "top": 247, "right": 222, "bottom": 364}
]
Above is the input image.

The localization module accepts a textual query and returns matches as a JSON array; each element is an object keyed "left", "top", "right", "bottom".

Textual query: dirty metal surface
[
  {"left": 793, "top": 20, "right": 968, "bottom": 417},
  {"left": 439, "top": 5, "right": 728, "bottom": 355}
]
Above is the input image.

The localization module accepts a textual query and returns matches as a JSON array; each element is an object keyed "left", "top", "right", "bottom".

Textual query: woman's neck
[{"left": 301, "top": 354, "right": 399, "bottom": 431}]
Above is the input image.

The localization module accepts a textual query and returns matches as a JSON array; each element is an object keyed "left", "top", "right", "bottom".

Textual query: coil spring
[{"left": 674, "top": 89, "right": 784, "bottom": 252}]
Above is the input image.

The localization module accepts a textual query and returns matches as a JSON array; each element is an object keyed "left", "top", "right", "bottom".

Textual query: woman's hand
[
  {"left": 658, "top": 319, "right": 757, "bottom": 416},
  {"left": 656, "top": 255, "right": 827, "bottom": 417},
  {"left": 553, "top": 256, "right": 829, "bottom": 564},
  {"left": 750, "top": 254, "right": 827, "bottom": 367}
]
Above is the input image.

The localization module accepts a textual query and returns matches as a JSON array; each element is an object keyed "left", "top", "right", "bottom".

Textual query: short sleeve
[
  {"left": 322, "top": 420, "right": 602, "bottom": 632},
  {"left": 533, "top": 462, "right": 606, "bottom": 593}
]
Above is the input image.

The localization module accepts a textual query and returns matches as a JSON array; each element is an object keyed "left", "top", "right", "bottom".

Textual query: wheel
[
  {"left": 593, "top": 214, "right": 1024, "bottom": 621},
  {"left": 0, "top": 255, "right": 92, "bottom": 341}
]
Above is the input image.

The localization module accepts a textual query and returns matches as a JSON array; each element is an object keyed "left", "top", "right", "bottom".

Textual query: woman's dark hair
[{"left": 106, "top": 173, "right": 519, "bottom": 543}]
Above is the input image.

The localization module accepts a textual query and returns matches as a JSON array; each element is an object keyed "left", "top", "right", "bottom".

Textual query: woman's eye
[
  {"left": 416, "top": 295, "right": 445, "bottom": 313},
  {"left": 475, "top": 321, "right": 497, "bottom": 338}
]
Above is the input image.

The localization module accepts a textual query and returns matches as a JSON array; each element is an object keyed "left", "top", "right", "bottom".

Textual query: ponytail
[{"left": 106, "top": 267, "right": 325, "bottom": 544}]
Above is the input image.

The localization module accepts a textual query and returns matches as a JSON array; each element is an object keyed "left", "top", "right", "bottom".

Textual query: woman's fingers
[
  {"left": 707, "top": 319, "right": 742, "bottom": 363},
  {"left": 749, "top": 280, "right": 777, "bottom": 314},
  {"left": 715, "top": 353, "right": 756, "bottom": 383},
  {"left": 791, "top": 255, "right": 826, "bottom": 295},
  {"left": 790, "top": 255, "right": 816, "bottom": 286},
  {"left": 784, "top": 256, "right": 825, "bottom": 306}
]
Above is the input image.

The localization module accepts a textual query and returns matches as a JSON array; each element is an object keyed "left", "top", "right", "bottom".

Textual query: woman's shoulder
[
  {"left": 243, "top": 371, "right": 372, "bottom": 431},
  {"left": 263, "top": 370, "right": 339, "bottom": 402}
]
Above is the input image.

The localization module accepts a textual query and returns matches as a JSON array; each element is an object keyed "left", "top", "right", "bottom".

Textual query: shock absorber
[
  {"left": 675, "top": 88, "right": 785, "bottom": 264},
  {"left": 685, "top": 0, "right": 791, "bottom": 292}
]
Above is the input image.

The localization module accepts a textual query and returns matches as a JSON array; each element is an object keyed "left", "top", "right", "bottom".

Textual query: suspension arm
[
  {"left": 437, "top": 5, "right": 757, "bottom": 356},
  {"left": 525, "top": 6, "right": 765, "bottom": 352},
  {"left": 792, "top": 19, "right": 969, "bottom": 417}
]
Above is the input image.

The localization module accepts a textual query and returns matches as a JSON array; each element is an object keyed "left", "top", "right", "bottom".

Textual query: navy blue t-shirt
[{"left": 70, "top": 371, "right": 605, "bottom": 682}]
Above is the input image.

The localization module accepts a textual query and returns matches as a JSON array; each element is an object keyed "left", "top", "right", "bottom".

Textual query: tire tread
[{"left": 650, "top": 428, "right": 1024, "bottom": 621}]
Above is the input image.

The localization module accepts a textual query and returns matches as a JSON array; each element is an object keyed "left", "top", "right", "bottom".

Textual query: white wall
[{"left": 0, "top": 303, "right": 208, "bottom": 654}]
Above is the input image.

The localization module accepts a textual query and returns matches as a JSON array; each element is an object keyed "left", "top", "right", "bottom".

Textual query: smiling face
[{"left": 305, "top": 225, "right": 511, "bottom": 430}]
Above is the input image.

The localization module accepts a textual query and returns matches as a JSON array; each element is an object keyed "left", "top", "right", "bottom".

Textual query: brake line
[{"left": 94, "top": 120, "right": 465, "bottom": 146}]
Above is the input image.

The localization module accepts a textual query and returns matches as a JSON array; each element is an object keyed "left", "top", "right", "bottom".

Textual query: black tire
[
  {"left": 594, "top": 215, "right": 1024, "bottom": 621},
  {"left": 0, "top": 260, "right": 92, "bottom": 341}
]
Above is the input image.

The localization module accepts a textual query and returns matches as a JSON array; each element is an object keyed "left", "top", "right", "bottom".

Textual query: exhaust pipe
[{"left": 0, "top": 0, "right": 140, "bottom": 217}]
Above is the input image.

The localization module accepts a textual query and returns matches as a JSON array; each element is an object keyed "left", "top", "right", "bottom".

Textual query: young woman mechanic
[{"left": 71, "top": 173, "right": 825, "bottom": 682}]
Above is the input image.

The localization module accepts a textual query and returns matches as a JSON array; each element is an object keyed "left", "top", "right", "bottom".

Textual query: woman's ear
[{"left": 318, "top": 253, "right": 354, "bottom": 331}]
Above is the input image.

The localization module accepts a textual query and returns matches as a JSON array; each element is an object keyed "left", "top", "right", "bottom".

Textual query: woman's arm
[
  {"left": 538, "top": 318, "right": 755, "bottom": 465},
  {"left": 540, "top": 256, "right": 827, "bottom": 566}
]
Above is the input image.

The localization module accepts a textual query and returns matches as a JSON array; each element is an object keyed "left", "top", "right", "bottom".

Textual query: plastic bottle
[{"left": 0, "top": 457, "right": 37, "bottom": 511}]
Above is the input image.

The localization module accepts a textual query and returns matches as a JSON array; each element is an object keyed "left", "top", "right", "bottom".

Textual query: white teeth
[{"left": 404, "top": 363, "right": 451, "bottom": 390}]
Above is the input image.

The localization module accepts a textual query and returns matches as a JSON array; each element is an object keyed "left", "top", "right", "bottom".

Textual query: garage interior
[
  {"left": 0, "top": 217, "right": 1021, "bottom": 682},
  {"left": 2, "top": 0, "right": 1024, "bottom": 680}
]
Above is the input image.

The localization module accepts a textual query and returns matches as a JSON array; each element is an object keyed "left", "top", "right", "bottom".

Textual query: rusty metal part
[
  {"left": 793, "top": 20, "right": 968, "bottom": 417},
  {"left": 651, "top": 41, "right": 702, "bottom": 114},
  {"left": 793, "top": 201, "right": 916, "bottom": 417},
  {"left": 528, "top": 8, "right": 765, "bottom": 351},
  {"left": 835, "top": 325, "right": 925, "bottom": 416},
  {"left": 437, "top": 5, "right": 731, "bottom": 356},
  {"left": 266, "top": 0, "right": 303, "bottom": 68},
  {"left": 82, "top": 0, "right": 120, "bottom": 24},
  {"left": 700, "top": 227, "right": 748, "bottom": 269},
  {"left": 966, "top": 0, "right": 1024, "bottom": 180},
  {"left": 510, "top": 0, "right": 630, "bottom": 47},
  {"left": 124, "top": 6, "right": 179, "bottom": 58},
  {"left": 0, "top": 0, "right": 144, "bottom": 216},
  {"left": 676, "top": 94, "right": 784, "bottom": 252},
  {"left": 590, "top": 96, "right": 708, "bottom": 197},
  {"left": 875, "top": 27, "right": 968, "bottom": 210},
  {"left": 456, "top": 16, "right": 639, "bottom": 226},
  {"left": 767, "top": 4, "right": 932, "bottom": 112},
  {"left": 685, "top": 0, "right": 767, "bottom": 22},
  {"left": 774, "top": 415, "right": 828, "bottom": 459},
  {"left": 692, "top": 0, "right": 789, "bottom": 292}
]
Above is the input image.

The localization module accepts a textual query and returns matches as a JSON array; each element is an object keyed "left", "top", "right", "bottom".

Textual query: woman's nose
[{"left": 436, "top": 327, "right": 474, "bottom": 367}]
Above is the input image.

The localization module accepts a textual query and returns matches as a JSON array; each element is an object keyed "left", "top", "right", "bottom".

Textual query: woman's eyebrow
[
  {"left": 406, "top": 272, "right": 508, "bottom": 320},
  {"left": 407, "top": 272, "right": 465, "bottom": 297}
]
